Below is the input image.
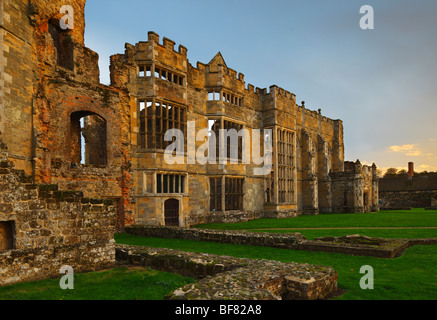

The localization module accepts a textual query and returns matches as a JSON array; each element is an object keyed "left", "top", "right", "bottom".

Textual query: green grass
[
  {"left": 114, "top": 209, "right": 437, "bottom": 300},
  {"left": 195, "top": 208, "right": 437, "bottom": 230},
  {"left": 250, "top": 228, "right": 437, "bottom": 240},
  {"left": 0, "top": 267, "right": 195, "bottom": 300},
  {"left": 2, "top": 209, "right": 436, "bottom": 300},
  {"left": 114, "top": 233, "right": 437, "bottom": 300},
  {"left": 195, "top": 208, "right": 437, "bottom": 240}
]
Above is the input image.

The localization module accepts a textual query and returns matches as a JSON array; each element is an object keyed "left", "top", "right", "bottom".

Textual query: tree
[{"left": 384, "top": 168, "right": 398, "bottom": 177}]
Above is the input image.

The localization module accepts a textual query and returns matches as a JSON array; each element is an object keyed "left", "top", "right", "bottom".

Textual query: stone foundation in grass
[
  {"left": 116, "top": 244, "right": 338, "bottom": 300},
  {"left": 123, "top": 226, "right": 415, "bottom": 258}
]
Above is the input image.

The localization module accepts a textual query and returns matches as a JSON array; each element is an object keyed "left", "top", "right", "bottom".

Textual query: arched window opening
[{"left": 71, "top": 111, "right": 107, "bottom": 166}]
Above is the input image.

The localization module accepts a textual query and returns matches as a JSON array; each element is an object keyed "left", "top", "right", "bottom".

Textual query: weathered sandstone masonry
[
  {"left": 0, "top": 148, "right": 116, "bottom": 286},
  {"left": 0, "top": 0, "right": 134, "bottom": 231},
  {"left": 111, "top": 31, "right": 379, "bottom": 227},
  {"left": 1, "top": 0, "right": 378, "bottom": 232},
  {"left": 116, "top": 244, "right": 339, "bottom": 300}
]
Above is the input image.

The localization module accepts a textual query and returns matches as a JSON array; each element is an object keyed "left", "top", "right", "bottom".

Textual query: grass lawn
[
  {"left": 114, "top": 233, "right": 437, "bottom": 300},
  {"left": 194, "top": 208, "right": 437, "bottom": 240},
  {"left": 1, "top": 209, "right": 435, "bottom": 300},
  {"left": 113, "top": 209, "right": 437, "bottom": 300},
  {"left": 195, "top": 208, "right": 437, "bottom": 231},
  {"left": 0, "top": 267, "right": 195, "bottom": 300}
]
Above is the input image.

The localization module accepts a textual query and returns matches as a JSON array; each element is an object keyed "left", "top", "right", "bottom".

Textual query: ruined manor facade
[{"left": 1, "top": 0, "right": 378, "bottom": 284}]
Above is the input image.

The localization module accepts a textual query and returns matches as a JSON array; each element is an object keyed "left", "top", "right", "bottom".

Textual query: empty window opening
[
  {"left": 225, "top": 177, "right": 244, "bottom": 211},
  {"left": 157, "top": 174, "right": 185, "bottom": 194},
  {"left": 155, "top": 67, "right": 161, "bottom": 78},
  {"left": 210, "top": 177, "right": 222, "bottom": 211},
  {"left": 161, "top": 70, "right": 167, "bottom": 81},
  {"left": 154, "top": 66, "right": 184, "bottom": 86},
  {"left": 71, "top": 111, "right": 107, "bottom": 166},
  {"left": 49, "top": 20, "right": 74, "bottom": 70},
  {"left": 208, "top": 119, "right": 243, "bottom": 161},
  {"left": 218, "top": 91, "right": 242, "bottom": 106},
  {"left": 208, "top": 91, "right": 222, "bottom": 101},
  {"left": 140, "top": 99, "right": 186, "bottom": 150},
  {"left": 0, "top": 221, "right": 15, "bottom": 252},
  {"left": 139, "top": 67, "right": 145, "bottom": 77}
]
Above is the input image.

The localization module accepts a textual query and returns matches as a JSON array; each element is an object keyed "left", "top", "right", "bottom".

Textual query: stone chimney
[{"left": 408, "top": 162, "right": 414, "bottom": 179}]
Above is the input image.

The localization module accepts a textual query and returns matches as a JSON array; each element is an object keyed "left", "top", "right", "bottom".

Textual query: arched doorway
[{"left": 164, "top": 199, "right": 180, "bottom": 226}]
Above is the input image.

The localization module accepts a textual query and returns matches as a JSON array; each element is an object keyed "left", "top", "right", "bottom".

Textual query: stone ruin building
[
  {"left": 379, "top": 162, "right": 437, "bottom": 210},
  {"left": 0, "top": 0, "right": 378, "bottom": 285}
]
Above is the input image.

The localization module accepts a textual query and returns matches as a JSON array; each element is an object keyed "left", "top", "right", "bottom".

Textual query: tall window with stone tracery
[{"left": 277, "top": 128, "right": 295, "bottom": 204}]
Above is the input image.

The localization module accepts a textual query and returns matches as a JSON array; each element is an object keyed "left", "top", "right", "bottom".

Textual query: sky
[{"left": 84, "top": 0, "right": 437, "bottom": 174}]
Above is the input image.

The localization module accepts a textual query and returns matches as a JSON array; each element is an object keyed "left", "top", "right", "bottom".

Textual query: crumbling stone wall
[
  {"left": 0, "top": 0, "right": 134, "bottom": 230},
  {"left": 331, "top": 160, "right": 379, "bottom": 213},
  {"left": 0, "top": 150, "right": 116, "bottom": 286},
  {"left": 379, "top": 175, "right": 437, "bottom": 209},
  {"left": 116, "top": 244, "right": 338, "bottom": 300}
]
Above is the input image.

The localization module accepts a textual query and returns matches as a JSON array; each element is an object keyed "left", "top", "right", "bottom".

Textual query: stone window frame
[
  {"left": 208, "top": 116, "right": 244, "bottom": 163},
  {"left": 209, "top": 176, "right": 245, "bottom": 212},
  {"left": 207, "top": 90, "right": 243, "bottom": 107},
  {"left": 138, "top": 65, "right": 152, "bottom": 78},
  {"left": 138, "top": 98, "right": 187, "bottom": 151},
  {"left": 142, "top": 171, "right": 188, "bottom": 195},
  {"left": 275, "top": 126, "right": 297, "bottom": 205},
  {"left": 154, "top": 65, "right": 185, "bottom": 86}
]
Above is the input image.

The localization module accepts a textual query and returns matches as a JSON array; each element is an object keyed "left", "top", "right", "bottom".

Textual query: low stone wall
[
  {"left": 124, "top": 225, "right": 306, "bottom": 250},
  {"left": 1, "top": 240, "right": 115, "bottom": 286},
  {"left": 379, "top": 191, "right": 437, "bottom": 210},
  {"left": 116, "top": 244, "right": 338, "bottom": 300},
  {"left": 124, "top": 226, "right": 417, "bottom": 259},
  {"left": 305, "top": 235, "right": 411, "bottom": 259},
  {"left": 0, "top": 154, "right": 117, "bottom": 286}
]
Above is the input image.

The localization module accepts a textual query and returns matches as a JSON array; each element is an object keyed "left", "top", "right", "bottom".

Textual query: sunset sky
[{"left": 84, "top": 0, "right": 437, "bottom": 173}]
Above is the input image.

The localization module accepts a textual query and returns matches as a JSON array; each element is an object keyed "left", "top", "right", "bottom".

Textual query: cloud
[
  {"left": 389, "top": 144, "right": 415, "bottom": 153},
  {"left": 389, "top": 144, "right": 423, "bottom": 157},
  {"left": 406, "top": 150, "right": 422, "bottom": 157}
]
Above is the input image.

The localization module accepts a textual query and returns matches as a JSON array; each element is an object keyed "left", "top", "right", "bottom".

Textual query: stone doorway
[{"left": 164, "top": 199, "right": 180, "bottom": 226}]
